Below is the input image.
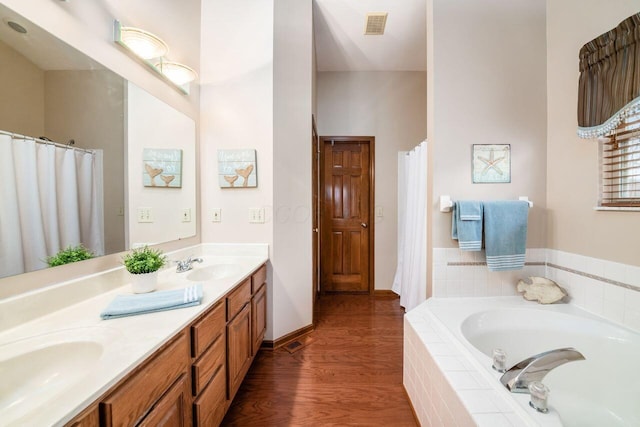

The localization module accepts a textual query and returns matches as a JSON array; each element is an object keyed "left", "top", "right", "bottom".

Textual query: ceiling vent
[{"left": 364, "top": 12, "right": 388, "bottom": 35}]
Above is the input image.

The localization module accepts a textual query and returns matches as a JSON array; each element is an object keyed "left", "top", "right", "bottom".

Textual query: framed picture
[
  {"left": 143, "top": 148, "right": 183, "bottom": 188},
  {"left": 472, "top": 144, "right": 511, "bottom": 183},
  {"left": 218, "top": 149, "right": 257, "bottom": 188}
]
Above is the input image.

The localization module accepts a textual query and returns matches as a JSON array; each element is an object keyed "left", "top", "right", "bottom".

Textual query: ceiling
[
  {"left": 0, "top": 3, "right": 101, "bottom": 71},
  {"left": 313, "top": 0, "right": 426, "bottom": 72}
]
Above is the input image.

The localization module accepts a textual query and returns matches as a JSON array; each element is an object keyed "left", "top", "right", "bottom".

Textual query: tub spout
[{"left": 500, "top": 347, "right": 585, "bottom": 393}]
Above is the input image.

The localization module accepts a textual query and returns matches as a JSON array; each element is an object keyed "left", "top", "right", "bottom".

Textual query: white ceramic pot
[{"left": 130, "top": 271, "right": 158, "bottom": 293}]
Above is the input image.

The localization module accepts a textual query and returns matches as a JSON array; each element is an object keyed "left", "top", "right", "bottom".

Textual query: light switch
[
  {"left": 249, "top": 208, "right": 265, "bottom": 223},
  {"left": 375, "top": 206, "right": 384, "bottom": 218},
  {"left": 181, "top": 208, "right": 191, "bottom": 222},
  {"left": 212, "top": 208, "right": 222, "bottom": 222},
  {"left": 137, "top": 207, "right": 153, "bottom": 223}
]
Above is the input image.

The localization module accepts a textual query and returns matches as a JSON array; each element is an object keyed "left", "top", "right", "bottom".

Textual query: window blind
[{"left": 600, "top": 113, "right": 640, "bottom": 206}]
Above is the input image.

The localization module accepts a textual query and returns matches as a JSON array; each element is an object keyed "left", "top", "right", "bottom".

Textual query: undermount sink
[
  {"left": 0, "top": 327, "right": 120, "bottom": 425},
  {"left": 186, "top": 264, "right": 242, "bottom": 281}
]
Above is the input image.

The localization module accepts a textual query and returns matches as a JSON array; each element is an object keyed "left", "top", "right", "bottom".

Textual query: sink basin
[
  {"left": 0, "top": 327, "right": 120, "bottom": 425},
  {"left": 186, "top": 264, "right": 242, "bottom": 281}
]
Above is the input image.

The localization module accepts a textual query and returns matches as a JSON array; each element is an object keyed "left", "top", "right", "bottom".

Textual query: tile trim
[
  {"left": 447, "top": 261, "right": 545, "bottom": 267},
  {"left": 445, "top": 260, "right": 640, "bottom": 293},
  {"left": 546, "top": 262, "right": 639, "bottom": 292}
]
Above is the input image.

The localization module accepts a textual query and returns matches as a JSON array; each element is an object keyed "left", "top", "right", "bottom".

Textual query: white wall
[
  {"left": 200, "top": 0, "right": 274, "bottom": 246},
  {"left": 273, "top": 0, "right": 314, "bottom": 339},
  {"left": 546, "top": 0, "right": 640, "bottom": 267},
  {"left": 317, "top": 71, "right": 427, "bottom": 290},
  {"left": 127, "top": 82, "right": 197, "bottom": 247},
  {"left": 201, "top": 0, "right": 314, "bottom": 341}
]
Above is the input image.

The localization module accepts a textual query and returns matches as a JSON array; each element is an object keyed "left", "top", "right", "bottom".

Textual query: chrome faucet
[
  {"left": 500, "top": 347, "right": 585, "bottom": 393},
  {"left": 175, "top": 256, "right": 203, "bottom": 273}
]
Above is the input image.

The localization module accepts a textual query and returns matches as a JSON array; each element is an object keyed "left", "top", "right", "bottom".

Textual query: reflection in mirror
[
  {"left": 0, "top": 4, "right": 196, "bottom": 279},
  {"left": 126, "top": 82, "right": 197, "bottom": 248}
]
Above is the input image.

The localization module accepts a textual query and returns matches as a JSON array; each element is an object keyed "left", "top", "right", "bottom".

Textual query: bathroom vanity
[{"left": 0, "top": 244, "right": 268, "bottom": 427}]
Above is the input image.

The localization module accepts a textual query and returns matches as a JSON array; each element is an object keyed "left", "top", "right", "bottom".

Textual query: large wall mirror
[{"left": 0, "top": 3, "right": 196, "bottom": 280}]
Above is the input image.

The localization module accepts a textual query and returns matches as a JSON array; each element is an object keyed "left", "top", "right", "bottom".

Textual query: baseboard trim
[
  {"left": 261, "top": 323, "right": 315, "bottom": 350},
  {"left": 374, "top": 289, "right": 398, "bottom": 298}
]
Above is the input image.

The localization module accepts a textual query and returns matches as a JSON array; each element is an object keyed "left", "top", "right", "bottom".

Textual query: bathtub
[{"left": 403, "top": 297, "right": 640, "bottom": 427}]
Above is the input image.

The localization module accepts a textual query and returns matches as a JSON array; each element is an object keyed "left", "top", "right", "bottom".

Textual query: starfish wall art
[{"left": 472, "top": 144, "right": 511, "bottom": 183}]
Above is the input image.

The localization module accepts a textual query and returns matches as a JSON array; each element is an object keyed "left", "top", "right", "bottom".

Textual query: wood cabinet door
[
  {"left": 321, "top": 138, "right": 372, "bottom": 293},
  {"left": 138, "top": 374, "right": 190, "bottom": 427},
  {"left": 251, "top": 284, "right": 267, "bottom": 355},
  {"left": 226, "top": 304, "right": 252, "bottom": 402},
  {"left": 101, "top": 333, "right": 189, "bottom": 426}
]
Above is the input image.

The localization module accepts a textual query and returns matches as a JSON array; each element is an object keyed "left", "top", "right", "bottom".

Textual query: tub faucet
[
  {"left": 500, "top": 347, "right": 585, "bottom": 393},
  {"left": 175, "top": 256, "right": 203, "bottom": 273}
]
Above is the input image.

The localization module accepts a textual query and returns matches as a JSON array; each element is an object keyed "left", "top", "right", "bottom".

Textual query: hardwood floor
[{"left": 222, "top": 294, "right": 418, "bottom": 426}]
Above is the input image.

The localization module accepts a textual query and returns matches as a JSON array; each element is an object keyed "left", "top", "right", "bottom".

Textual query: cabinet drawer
[
  {"left": 251, "top": 264, "right": 267, "bottom": 293},
  {"left": 191, "top": 301, "right": 225, "bottom": 358},
  {"left": 226, "top": 278, "right": 251, "bottom": 321},
  {"left": 101, "top": 333, "right": 189, "bottom": 426},
  {"left": 192, "top": 331, "right": 225, "bottom": 395},
  {"left": 138, "top": 374, "right": 190, "bottom": 427},
  {"left": 65, "top": 404, "right": 98, "bottom": 427},
  {"left": 193, "top": 363, "right": 226, "bottom": 427}
]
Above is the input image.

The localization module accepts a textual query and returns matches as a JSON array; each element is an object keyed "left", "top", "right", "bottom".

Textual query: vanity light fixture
[
  {"left": 154, "top": 60, "right": 197, "bottom": 86},
  {"left": 114, "top": 20, "right": 196, "bottom": 94},
  {"left": 118, "top": 25, "right": 168, "bottom": 59}
]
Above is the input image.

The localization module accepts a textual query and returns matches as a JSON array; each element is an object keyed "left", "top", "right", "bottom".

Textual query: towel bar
[{"left": 439, "top": 195, "right": 533, "bottom": 212}]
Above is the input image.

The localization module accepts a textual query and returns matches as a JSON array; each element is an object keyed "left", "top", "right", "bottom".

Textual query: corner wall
[
  {"left": 316, "top": 71, "right": 427, "bottom": 290},
  {"left": 546, "top": 0, "right": 640, "bottom": 267},
  {"left": 273, "top": 0, "right": 314, "bottom": 338}
]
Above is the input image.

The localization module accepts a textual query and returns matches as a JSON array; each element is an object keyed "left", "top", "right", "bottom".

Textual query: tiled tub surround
[
  {"left": 404, "top": 297, "right": 640, "bottom": 427},
  {"left": 408, "top": 248, "right": 640, "bottom": 426},
  {"left": 432, "top": 248, "right": 640, "bottom": 331},
  {"left": 432, "top": 248, "right": 547, "bottom": 298},
  {"left": 0, "top": 243, "right": 268, "bottom": 426}
]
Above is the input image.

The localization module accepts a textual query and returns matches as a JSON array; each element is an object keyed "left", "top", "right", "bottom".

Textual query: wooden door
[{"left": 320, "top": 137, "right": 374, "bottom": 293}]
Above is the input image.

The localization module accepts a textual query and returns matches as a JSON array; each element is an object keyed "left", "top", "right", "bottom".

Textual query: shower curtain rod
[{"left": 0, "top": 129, "right": 95, "bottom": 155}]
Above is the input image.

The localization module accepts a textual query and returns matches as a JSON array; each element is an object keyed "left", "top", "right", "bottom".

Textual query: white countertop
[{"left": 0, "top": 244, "right": 268, "bottom": 427}]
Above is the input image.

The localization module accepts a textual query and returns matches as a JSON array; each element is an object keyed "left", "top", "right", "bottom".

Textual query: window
[{"left": 599, "top": 112, "right": 640, "bottom": 207}]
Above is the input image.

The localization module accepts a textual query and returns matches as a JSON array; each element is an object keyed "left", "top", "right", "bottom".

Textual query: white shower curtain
[
  {"left": 0, "top": 134, "right": 104, "bottom": 278},
  {"left": 392, "top": 140, "right": 427, "bottom": 312}
]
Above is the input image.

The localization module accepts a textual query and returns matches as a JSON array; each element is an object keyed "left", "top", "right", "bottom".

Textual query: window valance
[{"left": 577, "top": 13, "right": 640, "bottom": 139}]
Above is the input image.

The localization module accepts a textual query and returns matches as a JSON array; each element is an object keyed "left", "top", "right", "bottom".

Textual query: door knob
[{"left": 361, "top": 223, "right": 368, "bottom": 228}]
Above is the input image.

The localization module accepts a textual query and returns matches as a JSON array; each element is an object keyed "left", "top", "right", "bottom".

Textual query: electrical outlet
[
  {"left": 249, "top": 207, "right": 265, "bottom": 223},
  {"left": 212, "top": 208, "right": 222, "bottom": 222},
  {"left": 137, "top": 207, "right": 153, "bottom": 223},
  {"left": 181, "top": 208, "right": 191, "bottom": 222}
]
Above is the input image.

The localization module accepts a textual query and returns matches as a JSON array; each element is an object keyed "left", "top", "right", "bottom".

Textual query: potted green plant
[
  {"left": 122, "top": 246, "right": 167, "bottom": 293},
  {"left": 46, "top": 245, "right": 94, "bottom": 267}
]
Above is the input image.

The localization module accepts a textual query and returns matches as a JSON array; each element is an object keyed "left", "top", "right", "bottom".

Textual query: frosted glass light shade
[
  {"left": 120, "top": 26, "right": 168, "bottom": 59},
  {"left": 155, "top": 61, "right": 197, "bottom": 85}
]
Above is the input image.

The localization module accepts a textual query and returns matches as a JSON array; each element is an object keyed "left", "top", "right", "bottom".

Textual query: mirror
[{"left": 0, "top": 4, "right": 196, "bottom": 279}]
